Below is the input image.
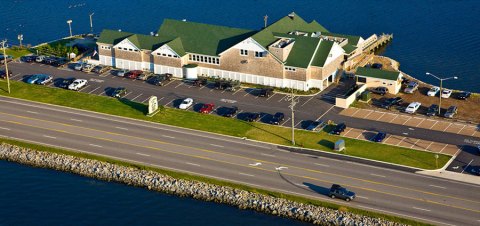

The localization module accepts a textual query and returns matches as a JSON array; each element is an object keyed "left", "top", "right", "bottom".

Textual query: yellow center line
[
  {"left": 0, "top": 111, "right": 478, "bottom": 206},
  {"left": 2, "top": 118, "right": 480, "bottom": 214}
]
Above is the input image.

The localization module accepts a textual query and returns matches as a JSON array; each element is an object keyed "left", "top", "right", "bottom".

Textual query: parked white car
[
  {"left": 82, "top": 64, "right": 94, "bottom": 72},
  {"left": 35, "top": 55, "right": 45, "bottom": 63},
  {"left": 427, "top": 86, "right": 440, "bottom": 96},
  {"left": 441, "top": 89, "right": 452, "bottom": 98},
  {"left": 405, "top": 102, "right": 421, "bottom": 114},
  {"left": 74, "top": 63, "right": 84, "bottom": 71},
  {"left": 68, "top": 79, "right": 88, "bottom": 91},
  {"left": 178, "top": 98, "right": 193, "bottom": 110}
]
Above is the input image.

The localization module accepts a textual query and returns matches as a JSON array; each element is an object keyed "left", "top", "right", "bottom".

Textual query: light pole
[
  {"left": 1, "top": 40, "right": 11, "bottom": 94},
  {"left": 67, "top": 20, "right": 73, "bottom": 37},
  {"left": 287, "top": 88, "right": 299, "bottom": 145},
  {"left": 89, "top": 13, "right": 94, "bottom": 34},
  {"left": 17, "top": 34, "right": 23, "bottom": 48},
  {"left": 426, "top": 72, "right": 458, "bottom": 115}
]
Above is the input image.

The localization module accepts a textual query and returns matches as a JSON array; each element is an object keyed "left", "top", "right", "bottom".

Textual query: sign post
[
  {"left": 435, "top": 154, "right": 439, "bottom": 169},
  {"left": 147, "top": 96, "right": 160, "bottom": 117}
]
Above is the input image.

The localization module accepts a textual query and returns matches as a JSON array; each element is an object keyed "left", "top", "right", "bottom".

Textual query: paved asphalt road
[
  {"left": 0, "top": 97, "right": 479, "bottom": 225},
  {"left": 5, "top": 61, "right": 480, "bottom": 176}
]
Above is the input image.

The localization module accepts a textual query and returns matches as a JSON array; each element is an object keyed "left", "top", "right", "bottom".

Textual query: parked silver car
[
  {"left": 404, "top": 81, "right": 419, "bottom": 94},
  {"left": 444, "top": 106, "right": 457, "bottom": 118}
]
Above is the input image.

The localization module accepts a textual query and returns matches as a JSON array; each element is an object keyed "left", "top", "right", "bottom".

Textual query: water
[
  {"left": 0, "top": 160, "right": 308, "bottom": 225},
  {"left": 1, "top": 0, "right": 479, "bottom": 92}
]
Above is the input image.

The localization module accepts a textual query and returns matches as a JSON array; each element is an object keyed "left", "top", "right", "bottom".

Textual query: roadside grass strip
[
  {"left": 0, "top": 137, "right": 430, "bottom": 226},
  {"left": 0, "top": 80, "right": 450, "bottom": 170}
]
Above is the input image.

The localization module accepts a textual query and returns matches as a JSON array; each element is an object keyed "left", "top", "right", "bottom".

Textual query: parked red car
[
  {"left": 125, "top": 70, "right": 143, "bottom": 79},
  {"left": 199, "top": 103, "right": 215, "bottom": 114}
]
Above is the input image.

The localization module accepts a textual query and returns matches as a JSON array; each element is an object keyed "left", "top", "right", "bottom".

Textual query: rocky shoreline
[{"left": 0, "top": 143, "right": 405, "bottom": 226}]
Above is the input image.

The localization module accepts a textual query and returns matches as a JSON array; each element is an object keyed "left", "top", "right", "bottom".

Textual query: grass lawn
[
  {"left": 3, "top": 48, "right": 34, "bottom": 58},
  {"left": 0, "top": 80, "right": 451, "bottom": 169},
  {"left": 0, "top": 137, "right": 430, "bottom": 226}
]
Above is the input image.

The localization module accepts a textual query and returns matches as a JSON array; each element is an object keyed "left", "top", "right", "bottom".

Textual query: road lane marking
[
  {"left": 136, "top": 153, "right": 150, "bottom": 157},
  {"left": 275, "top": 166, "right": 288, "bottom": 171},
  {"left": 1, "top": 114, "right": 479, "bottom": 209},
  {"left": 261, "top": 153, "right": 275, "bottom": 157},
  {"left": 161, "top": 135, "right": 175, "bottom": 139},
  {"left": 370, "top": 173, "right": 386, "bottom": 178},
  {"left": 115, "top": 127, "right": 129, "bottom": 130},
  {"left": 70, "top": 118, "right": 83, "bottom": 122},
  {"left": 89, "top": 144, "right": 102, "bottom": 148},
  {"left": 412, "top": 207, "right": 431, "bottom": 212},
  {"left": 42, "top": 135, "right": 57, "bottom": 139},
  {"left": 295, "top": 183, "right": 308, "bottom": 187},
  {"left": 314, "top": 163, "right": 330, "bottom": 167},
  {"left": 186, "top": 162, "right": 200, "bottom": 167},
  {"left": 248, "top": 162, "right": 262, "bottom": 166},
  {"left": 356, "top": 195, "right": 369, "bottom": 199},
  {"left": 429, "top": 185, "right": 446, "bottom": 189},
  {"left": 239, "top": 173, "right": 255, "bottom": 177},
  {"left": 0, "top": 126, "right": 11, "bottom": 130},
  {"left": 88, "top": 86, "right": 101, "bottom": 94},
  {"left": 26, "top": 111, "right": 38, "bottom": 114},
  {"left": 461, "top": 159, "right": 474, "bottom": 174},
  {"left": 210, "top": 144, "right": 224, "bottom": 148}
]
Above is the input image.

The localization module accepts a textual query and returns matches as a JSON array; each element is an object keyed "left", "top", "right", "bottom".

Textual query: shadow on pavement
[{"left": 303, "top": 182, "right": 331, "bottom": 196}]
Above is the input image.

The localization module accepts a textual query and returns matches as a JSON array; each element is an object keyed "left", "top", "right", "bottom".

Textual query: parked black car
[
  {"left": 58, "top": 77, "right": 76, "bottom": 89},
  {"left": 371, "top": 87, "right": 388, "bottom": 95},
  {"left": 193, "top": 77, "right": 208, "bottom": 87},
  {"left": 329, "top": 184, "right": 355, "bottom": 202},
  {"left": 426, "top": 104, "right": 439, "bottom": 117},
  {"left": 112, "top": 87, "right": 127, "bottom": 98},
  {"left": 150, "top": 74, "right": 171, "bottom": 86},
  {"left": 456, "top": 91, "right": 471, "bottom": 100},
  {"left": 222, "top": 106, "right": 238, "bottom": 117},
  {"left": 380, "top": 97, "right": 403, "bottom": 109},
  {"left": 371, "top": 132, "right": 387, "bottom": 142},
  {"left": 51, "top": 58, "right": 68, "bottom": 67},
  {"left": 245, "top": 112, "right": 261, "bottom": 122},
  {"left": 270, "top": 112, "right": 285, "bottom": 125},
  {"left": 0, "top": 69, "right": 12, "bottom": 79},
  {"left": 21, "top": 55, "right": 37, "bottom": 63},
  {"left": 258, "top": 88, "right": 274, "bottom": 97},
  {"left": 331, "top": 123, "right": 346, "bottom": 135},
  {"left": 42, "top": 56, "right": 58, "bottom": 65}
]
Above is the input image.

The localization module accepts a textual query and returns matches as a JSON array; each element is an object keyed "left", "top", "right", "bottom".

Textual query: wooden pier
[{"left": 362, "top": 33, "right": 393, "bottom": 54}]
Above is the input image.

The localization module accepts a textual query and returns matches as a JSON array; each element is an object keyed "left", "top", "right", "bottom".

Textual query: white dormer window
[{"left": 240, "top": 49, "right": 248, "bottom": 56}]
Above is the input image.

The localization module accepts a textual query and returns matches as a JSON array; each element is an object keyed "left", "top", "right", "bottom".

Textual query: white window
[
  {"left": 255, "top": 51, "right": 265, "bottom": 57},
  {"left": 189, "top": 54, "right": 220, "bottom": 65},
  {"left": 285, "top": 67, "right": 296, "bottom": 72},
  {"left": 240, "top": 49, "right": 248, "bottom": 56}
]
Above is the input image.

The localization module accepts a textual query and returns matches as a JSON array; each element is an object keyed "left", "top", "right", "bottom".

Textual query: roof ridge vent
[{"left": 288, "top": 13, "right": 295, "bottom": 19}]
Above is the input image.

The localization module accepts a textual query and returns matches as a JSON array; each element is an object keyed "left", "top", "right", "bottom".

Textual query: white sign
[{"left": 148, "top": 96, "right": 158, "bottom": 114}]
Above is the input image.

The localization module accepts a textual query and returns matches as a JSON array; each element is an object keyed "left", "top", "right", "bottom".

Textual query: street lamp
[
  {"left": 1, "top": 40, "right": 11, "bottom": 94},
  {"left": 426, "top": 72, "right": 458, "bottom": 115},
  {"left": 89, "top": 13, "right": 94, "bottom": 34},
  {"left": 66, "top": 20, "right": 73, "bottom": 37},
  {"left": 17, "top": 34, "right": 23, "bottom": 48}
]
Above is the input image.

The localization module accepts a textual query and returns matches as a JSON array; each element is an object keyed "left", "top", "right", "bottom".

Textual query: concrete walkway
[{"left": 418, "top": 170, "right": 480, "bottom": 185}]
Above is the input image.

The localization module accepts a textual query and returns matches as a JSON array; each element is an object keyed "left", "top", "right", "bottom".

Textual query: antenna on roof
[
  {"left": 288, "top": 12, "right": 295, "bottom": 19},
  {"left": 263, "top": 15, "right": 268, "bottom": 28},
  {"left": 182, "top": 19, "right": 187, "bottom": 22}
]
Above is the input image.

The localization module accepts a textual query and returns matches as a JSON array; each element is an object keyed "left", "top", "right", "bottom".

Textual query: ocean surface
[
  {"left": 0, "top": 160, "right": 308, "bottom": 225},
  {"left": 1, "top": 0, "right": 479, "bottom": 92}
]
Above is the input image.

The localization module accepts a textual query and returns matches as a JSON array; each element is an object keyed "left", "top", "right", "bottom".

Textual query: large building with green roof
[{"left": 97, "top": 13, "right": 370, "bottom": 91}]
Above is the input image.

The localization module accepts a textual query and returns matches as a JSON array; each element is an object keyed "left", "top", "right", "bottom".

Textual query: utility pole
[
  {"left": 89, "top": 13, "right": 95, "bottom": 34},
  {"left": 263, "top": 15, "right": 268, "bottom": 28},
  {"left": 287, "top": 88, "right": 299, "bottom": 145},
  {"left": 67, "top": 20, "right": 73, "bottom": 37},
  {"left": 1, "top": 40, "right": 11, "bottom": 94}
]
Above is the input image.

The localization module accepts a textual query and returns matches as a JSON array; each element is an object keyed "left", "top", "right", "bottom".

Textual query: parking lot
[
  {"left": 340, "top": 108, "right": 480, "bottom": 138},
  {"left": 342, "top": 127, "right": 461, "bottom": 156}
]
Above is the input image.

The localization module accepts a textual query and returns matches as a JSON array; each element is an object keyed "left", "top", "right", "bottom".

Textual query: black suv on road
[{"left": 329, "top": 184, "right": 356, "bottom": 202}]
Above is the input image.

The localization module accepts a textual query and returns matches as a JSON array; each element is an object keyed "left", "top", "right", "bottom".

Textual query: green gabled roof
[
  {"left": 97, "top": 29, "right": 134, "bottom": 45},
  {"left": 285, "top": 37, "right": 320, "bottom": 68},
  {"left": 356, "top": 67, "right": 400, "bottom": 81},
  {"left": 127, "top": 34, "right": 174, "bottom": 51},
  {"left": 322, "top": 32, "right": 362, "bottom": 46},
  {"left": 157, "top": 19, "right": 256, "bottom": 56},
  {"left": 342, "top": 43, "right": 357, "bottom": 54},
  {"left": 252, "top": 13, "right": 329, "bottom": 48},
  {"left": 165, "top": 37, "right": 186, "bottom": 56},
  {"left": 311, "top": 40, "right": 334, "bottom": 67}
]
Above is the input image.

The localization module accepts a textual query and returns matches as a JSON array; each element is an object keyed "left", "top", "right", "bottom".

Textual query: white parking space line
[
  {"left": 131, "top": 93, "right": 143, "bottom": 101},
  {"left": 300, "top": 96, "right": 315, "bottom": 106},
  {"left": 396, "top": 137, "right": 406, "bottom": 146},
  {"left": 123, "top": 92, "right": 132, "bottom": 98},
  {"left": 11, "top": 73, "right": 21, "bottom": 79},
  {"left": 461, "top": 159, "right": 473, "bottom": 174},
  {"left": 356, "top": 130, "right": 366, "bottom": 139},
  {"left": 456, "top": 124, "right": 466, "bottom": 134},
  {"left": 429, "top": 185, "right": 446, "bottom": 189},
  {"left": 266, "top": 93, "right": 277, "bottom": 100},
  {"left": 277, "top": 95, "right": 286, "bottom": 102},
  {"left": 165, "top": 99, "right": 174, "bottom": 106},
  {"left": 186, "top": 162, "right": 201, "bottom": 167},
  {"left": 412, "top": 207, "right": 431, "bottom": 212},
  {"left": 410, "top": 139, "right": 420, "bottom": 148},
  {"left": 244, "top": 90, "right": 251, "bottom": 97},
  {"left": 402, "top": 117, "right": 411, "bottom": 125},
  {"left": 16, "top": 76, "right": 24, "bottom": 81},
  {"left": 162, "top": 135, "right": 176, "bottom": 139},
  {"left": 388, "top": 114, "right": 398, "bottom": 123},
  {"left": 375, "top": 111, "right": 385, "bottom": 120},
  {"left": 115, "top": 127, "right": 129, "bottom": 130},
  {"left": 294, "top": 120, "right": 302, "bottom": 128},
  {"left": 424, "top": 142, "right": 434, "bottom": 151},
  {"left": 78, "top": 85, "right": 90, "bottom": 92},
  {"left": 164, "top": 80, "right": 175, "bottom": 87},
  {"left": 174, "top": 82, "right": 183, "bottom": 88},
  {"left": 141, "top": 96, "right": 151, "bottom": 103},
  {"left": 88, "top": 86, "right": 101, "bottom": 94},
  {"left": 415, "top": 118, "right": 425, "bottom": 127},
  {"left": 280, "top": 117, "right": 290, "bottom": 126},
  {"left": 199, "top": 85, "right": 206, "bottom": 90},
  {"left": 439, "top": 144, "right": 448, "bottom": 153},
  {"left": 136, "top": 153, "right": 150, "bottom": 157},
  {"left": 370, "top": 173, "right": 386, "bottom": 178},
  {"left": 239, "top": 173, "right": 255, "bottom": 177},
  {"left": 26, "top": 111, "right": 38, "bottom": 114},
  {"left": 363, "top": 110, "right": 374, "bottom": 119},
  {"left": 42, "top": 135, "right": 57, "bottom": 139},
  {"left": 314, "top": 163, "right": 330, "bottom": 167},
  {"left": 232, "top": 89, "right": 242, "bottom": 95},
  {"left": 210, "top": 144, "right": 224, "bottom": 148},
  {"left": 0, "top": 127, "right": 11, "bottom": 130},
  {"left": 429, "top": 121, "right": 438, "bottom": 129},
  {"left": 443, "top": 123, "right": 452, "bottom": 132},
  {"left": 316, "top": 105, "right": 335, "bottom": 121},
  {"left": 261, "top": 153, "right": 275, "bottom": 157},
  {"left": 89, "top": 144, "right": 102, "bottom": 148},
  {"left": 70, "top": 118, "right": 83, "bottom": 122}
]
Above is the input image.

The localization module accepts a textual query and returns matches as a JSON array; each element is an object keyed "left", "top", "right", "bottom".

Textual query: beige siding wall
[
  {"left": 153, "top": 55, "right": 182, "bottom": 67},
  {"left": 215, "top": 48, "right": 284, "bottom": 79},
  {"left": 321, "top": 55, "right": 343, "bottom": 80},
  {"left": 309, "top": 67, "right": 323, "bottom": 80},
  {"left": 98, "top": 43, "right": 113, "bottom": 57},
  {"left": 114, "top": 48, "right": 142, "bottom": 62},
  {"left": 285, "top": 68, "right": 307, "bottom": 81}
]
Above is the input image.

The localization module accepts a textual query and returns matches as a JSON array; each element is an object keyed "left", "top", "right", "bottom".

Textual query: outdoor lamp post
[
  {"left": 1, "top": 40, "right": 11, "bottom": 93},
  {"left": 17, "top": 34, "right": 23, "bottom": 48},
  {"left": 67, "top": 20, "right": 73, "bottom": 37},
  {"left": 89, "top": 13, "right": 94, "bottom": 34},
  {"left": 426, "top": 72, "right": 458, "bottom": 115}
]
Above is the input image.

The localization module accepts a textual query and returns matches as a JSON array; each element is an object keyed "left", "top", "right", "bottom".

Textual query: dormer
[{"left": 268, "top": 38, "right": 295, "bottom": 62}]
